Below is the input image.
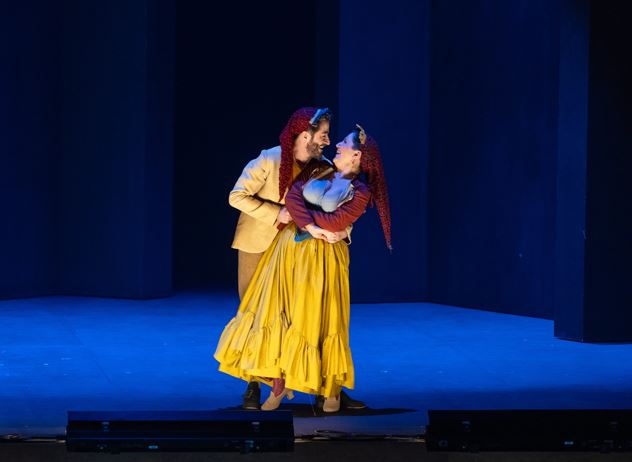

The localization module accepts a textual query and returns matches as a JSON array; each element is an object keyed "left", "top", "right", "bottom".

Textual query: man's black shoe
[
  {"left": 315, "top": 390, "right": 367, "bottom": 410},
  {"left": 340, "top": 390, "right": 367, "bottom": 409},
  {"left": 242, "top": 381, "right": 261, "bottom": 410}
]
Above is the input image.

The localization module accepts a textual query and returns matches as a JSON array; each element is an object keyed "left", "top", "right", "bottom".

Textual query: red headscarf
[
  {"left": 278, "top": 107, "right": 322, "bottom": 201},
  {"left": 356, "top": 126, "right": 392, "bottom": 251}
]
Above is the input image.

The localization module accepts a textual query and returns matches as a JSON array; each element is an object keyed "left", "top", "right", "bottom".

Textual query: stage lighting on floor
[
  {"left": 66, "top": 410, "right": 293, "bottom": 453},
  {"left": 426, "top": 409, "right": 632, "bottom": 452}
]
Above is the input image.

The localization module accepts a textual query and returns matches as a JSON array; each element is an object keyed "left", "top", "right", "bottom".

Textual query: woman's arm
[
  {"left": 286, "top": 180, "right": 371, "bottom": 232},
  {"left": 285, "top": 179, "right": 315, "bottom": 229},
  {"left": 309, "top": 182, "right": 370, "bottom": 231}
]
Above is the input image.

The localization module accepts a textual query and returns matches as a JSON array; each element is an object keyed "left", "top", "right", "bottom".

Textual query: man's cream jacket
[{"left": 229, "top": 146, "right": 286, "bottom": 253}]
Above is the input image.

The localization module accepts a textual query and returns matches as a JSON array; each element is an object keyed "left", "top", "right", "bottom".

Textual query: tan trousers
[{"left": 237, "top": 250, "right": 264, "bottom": 301}]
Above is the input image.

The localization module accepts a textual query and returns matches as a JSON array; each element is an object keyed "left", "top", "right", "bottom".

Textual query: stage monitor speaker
[
  {"left": 426, "top": 409, "right": 632, "bottom": 452},
  {"left": 66, "top": 410, "right": 294, "bottom": 453}
]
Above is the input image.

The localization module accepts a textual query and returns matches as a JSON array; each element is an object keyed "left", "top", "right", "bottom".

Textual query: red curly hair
[
  {"left": 278, "top": 107, "right": 328, "bottom": 201},
  {"left": 353, "top": 126, "right": 392, "bottom": 251}
]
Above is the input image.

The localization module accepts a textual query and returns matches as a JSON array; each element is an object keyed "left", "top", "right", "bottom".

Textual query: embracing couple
[{"left": 214, "top": 107, "right": 391, "bottom": 413}]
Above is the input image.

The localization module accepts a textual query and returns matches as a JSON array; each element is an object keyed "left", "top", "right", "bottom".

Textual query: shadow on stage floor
[{"left": 218, "top": 403, "right": 417, "bottom": 418}]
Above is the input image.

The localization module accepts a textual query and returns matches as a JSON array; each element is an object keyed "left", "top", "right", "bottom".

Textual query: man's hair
[
  {"left": 307, "top": 115, "right": 330, "bottom": 135},
  {"left": 278, "top": 107, "right": 330, "bottom": 200},
  {"left": 307, "top": 109, "right": 331, "bottom": 135}
]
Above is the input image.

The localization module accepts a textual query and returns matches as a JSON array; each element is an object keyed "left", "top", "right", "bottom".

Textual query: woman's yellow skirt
[{"left": 213, "top": 224, "right": 354, "bottom": 397}]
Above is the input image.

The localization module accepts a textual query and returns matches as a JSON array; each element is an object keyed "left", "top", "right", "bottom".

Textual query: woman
[{"left": 214, "top": 125, "right": 391, "bottom": 412}]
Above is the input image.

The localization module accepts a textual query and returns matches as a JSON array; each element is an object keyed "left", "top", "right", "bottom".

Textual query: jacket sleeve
[
  {"left": 286, "top": 180, "right": 371, "bottom": 232},
  {"left": 228, "top": 150, "right": 281, "bottom": 226}
]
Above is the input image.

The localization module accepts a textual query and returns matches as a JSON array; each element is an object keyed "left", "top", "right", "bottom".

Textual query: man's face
[{"left": 306, "top": 120, "right": 330, "bottom": 159}]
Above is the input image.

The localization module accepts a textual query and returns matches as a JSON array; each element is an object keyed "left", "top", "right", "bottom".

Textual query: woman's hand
[
  {"left": 330, "top": 229, "right": 348, "bottom": 243},
  {"left": 322, "top": 229, "right": 349, "bottom": 243},
  {"left": 304, "top": 224, "right": 337, "bottom": 242}
]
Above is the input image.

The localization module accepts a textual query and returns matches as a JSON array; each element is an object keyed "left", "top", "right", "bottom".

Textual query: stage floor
[{"left": 1, "top": 291, "right": 631, "bottom": 438}]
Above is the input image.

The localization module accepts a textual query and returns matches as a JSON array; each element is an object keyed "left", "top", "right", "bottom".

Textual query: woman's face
[{"left": 334, "top": 133, "right": 361, "bottom": 173}]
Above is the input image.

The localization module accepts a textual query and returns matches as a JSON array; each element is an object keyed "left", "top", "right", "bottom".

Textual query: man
[{"left": 228, "top": 107, "right": 366, "bottom": 411}]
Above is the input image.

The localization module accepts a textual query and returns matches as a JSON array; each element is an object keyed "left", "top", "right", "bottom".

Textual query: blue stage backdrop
[
  {"left": 338, "top": 0, "right": 430, "bottom": 303},
  {"left": 555, "top": 0, "right": 632, "bottom": 342},
  {"left": 1, "top": 0, "right": 174, "bottom": 299},
  {"left": 427, "top": 0, "right": 560, "bottom": 318},
  {"left": 2, "top": 0, "right": 630, "bottom": 336},
  {"left": 172, "top": 0, "right": 325, "bottom": 292},
  {"left": 581, "top": 1, "right": 632, "bottom": 342},
  {"left": 1, "top": 1, "right": 61, "bottom": 299},
  {"left": 59, "top": 0, "right": 174, "bottom": 298}
]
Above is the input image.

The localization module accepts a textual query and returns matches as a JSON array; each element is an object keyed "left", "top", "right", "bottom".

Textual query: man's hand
[
  {"left": 305, "top": 224, "right": 337, "bottom": 242},
  {"left": 277, "top": 207, "right": 292, "bottom": 224}
]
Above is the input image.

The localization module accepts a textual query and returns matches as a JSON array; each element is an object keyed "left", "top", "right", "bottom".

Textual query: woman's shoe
[
  {"left": 323, "top": 395, "right": 341, "bottom": 413},
  {"left": 261, "top": 388, "right": 294, "bottom": 411}
]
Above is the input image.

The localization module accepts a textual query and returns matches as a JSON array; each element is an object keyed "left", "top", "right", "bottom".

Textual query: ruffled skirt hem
[{"left": 214, "top": 225, "right": 354, "bottom": 397}]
